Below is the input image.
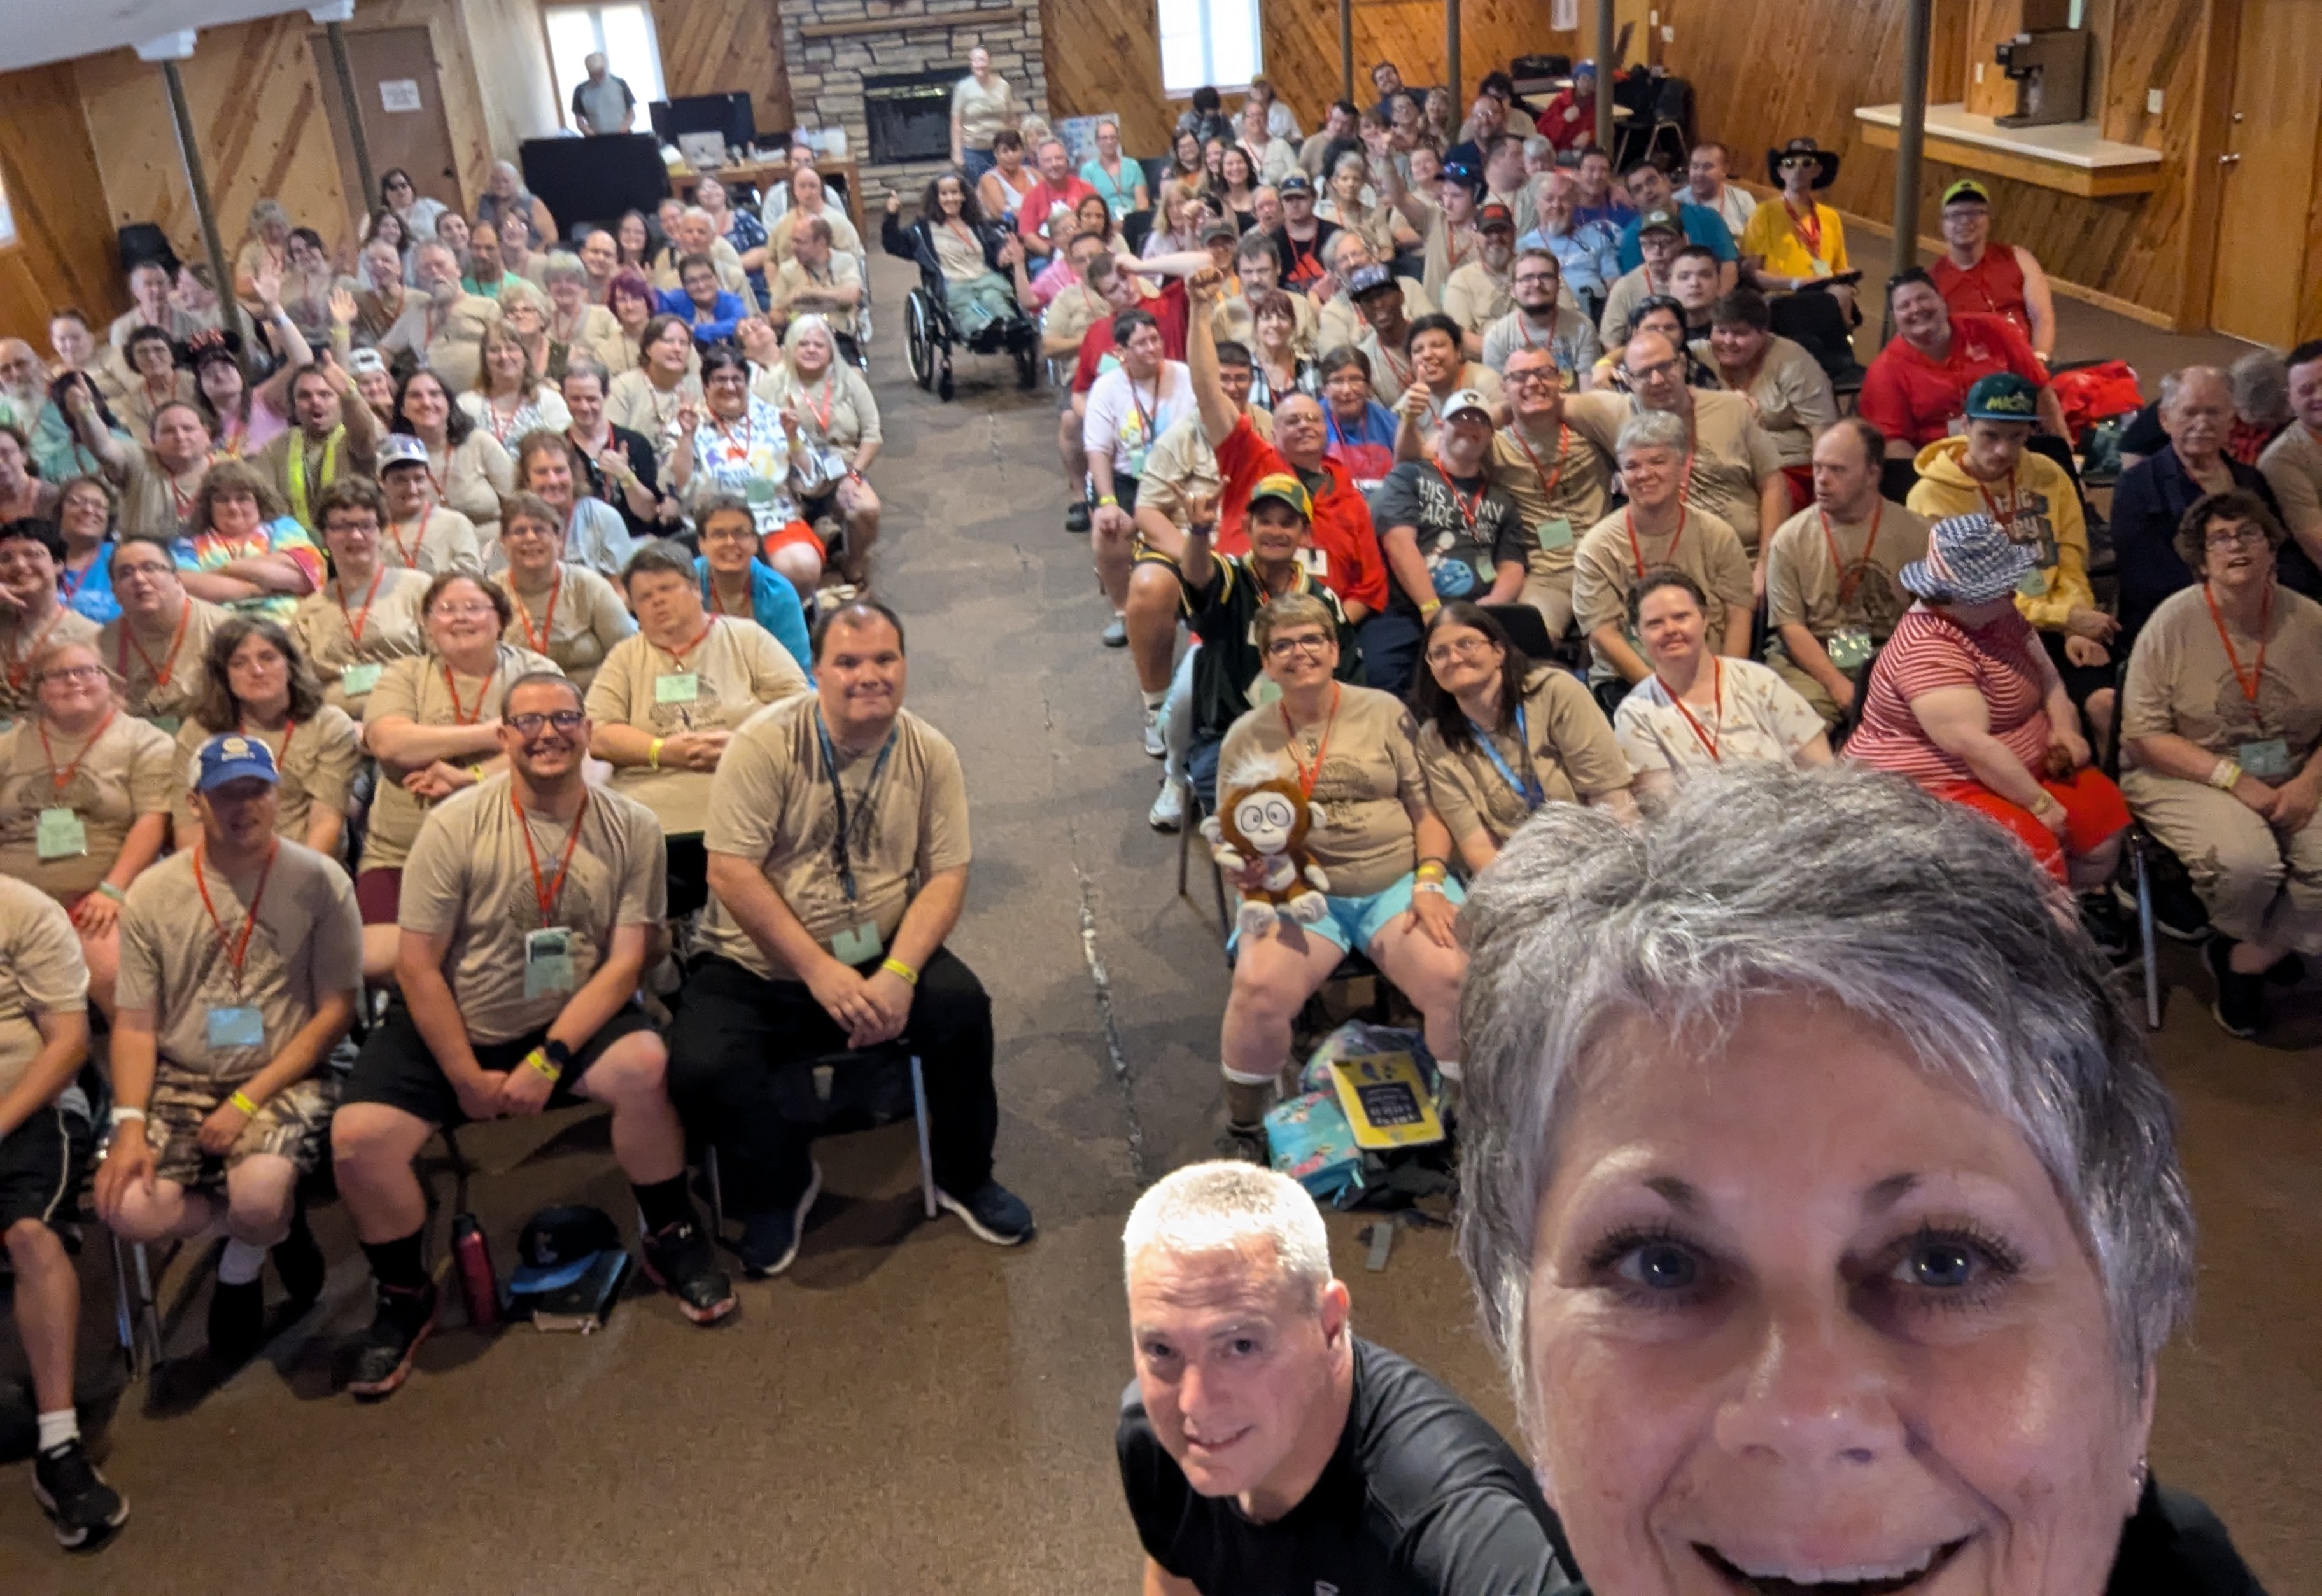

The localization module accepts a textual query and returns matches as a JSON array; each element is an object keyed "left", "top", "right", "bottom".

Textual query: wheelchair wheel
[
  {"left": 1012, "top": 328, "right": 1038, "bottom": 391},
  {"left": 904, "top": 291, "right": 935, "bottom": 393}
]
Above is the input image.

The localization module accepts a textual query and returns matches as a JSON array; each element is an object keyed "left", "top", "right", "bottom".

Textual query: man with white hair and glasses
[{"left": 1116, "top": 1160, "right": 1582, "bottom": 1595}]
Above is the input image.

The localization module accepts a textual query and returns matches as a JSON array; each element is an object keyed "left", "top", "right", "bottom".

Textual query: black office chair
[
  {"left": 1768, "top": 290, "right": 1866, "bottom": 398},
  {"left": 1642, "top": 77, "right": 1696, "bottom": 170},
  {"left": 1481, "top": 601, "right": 1556, "bottom": 661}
]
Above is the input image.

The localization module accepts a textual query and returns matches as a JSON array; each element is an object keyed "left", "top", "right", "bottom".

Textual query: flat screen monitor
[{"left": 650, "top": 92, "right": 755, "bottom": 150}]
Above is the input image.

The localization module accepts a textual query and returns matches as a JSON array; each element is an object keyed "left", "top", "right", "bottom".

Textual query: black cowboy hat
[{"left": 1766, "top": 137, "right": 1840, "bottom": 190}]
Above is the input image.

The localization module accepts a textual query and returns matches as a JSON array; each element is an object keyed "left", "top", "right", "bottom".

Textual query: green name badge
[
  {"left": 149, "top": 714, "right": 182, "bottom": 734},
  {"left": 743, "top": 476, "right": 778, "bottom": 506},
  {"left": 36, "top": 807, "right": 87, "bottom": 861},
  {"left": 656, "top": 671, "right": 701, "bottom": 704},
  {"left": 339, "top": 661, "right": 383, "bottom": 697},
  {"left": 206, "top": 1005, "right": 265, "bottom": 1050},
  {"left": 1248, "top": 673, "right": 1283, "bottom": 708},
  {"left": 2238, "top": 738, "right": 2293, "bottom": 781},
  {"left": 1826, "top": 626, "right": 1875, "bottom": 673},
  {"left": 831, "top": 921, "right": 883, "bottom": 966},
  {"left": 2016, "top": 567, "right": 2048, "bottom": 598},
  {"left": 1125, "top": 446, "right": 1149, "bottom": 479},
  {"left": 1534, "top": 517, "right": 1573, "bottom": 553},
  {"left": 523, "top": 927, "right": 576, "bottom": 998}
]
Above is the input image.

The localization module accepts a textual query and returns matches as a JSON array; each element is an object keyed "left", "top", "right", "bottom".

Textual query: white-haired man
[{"left": 1117, "top": 1161, "right": 1581, "bottom": 1595}]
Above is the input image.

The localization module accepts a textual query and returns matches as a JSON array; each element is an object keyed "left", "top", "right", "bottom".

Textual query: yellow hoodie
[{"left": 1906, "top": 436, "right": 2091, "bottom": 632}]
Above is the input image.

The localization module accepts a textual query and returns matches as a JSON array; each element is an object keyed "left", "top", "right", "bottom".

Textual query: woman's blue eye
[
  {"left": 1617, "top": 1242, "right": 1699, "bottom": 1292},
  {"left": 1898, "top": 1242, "right": 1976, "bottom": 1290}
]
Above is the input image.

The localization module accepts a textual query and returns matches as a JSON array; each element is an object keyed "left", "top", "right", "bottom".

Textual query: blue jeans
[
  {"left": 1190, "top": 734, "right": 1222, "bottom": 815},
  {"left": 962, "top": 147, "right": 997, "bottom": 185},
  {"left": 1359, "top": 610, "right": 1423, "bottom": 697}
]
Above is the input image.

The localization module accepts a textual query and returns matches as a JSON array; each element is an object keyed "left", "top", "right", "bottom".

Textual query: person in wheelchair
[
  {"left": 95, "top": 734, "right": 358, "bottom": 1365},
  {"left": 1763, "top": 417, "right": 1929, "bottom": 728},
  {"left": 1412, "top": 600, "right": 1635, "bottom": 873},
  {"left": 880, "top": 173, "right": 1034, "bottom": 353},
  {"left": 1211, "top": 593, "right": 1467, "bottom": 1161},
  {"left": 332, "top": 673, "right": 733, "bottom": 1400},
  {"left": 0, "top": 874, "right": 125, "bottom": 1550},
  {"left": 669, "top": 601, "right": 1032, "bottom": 1277}
]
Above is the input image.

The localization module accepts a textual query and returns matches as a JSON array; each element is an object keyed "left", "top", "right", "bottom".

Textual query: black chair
[
  {"left": 1482, "top": 601, "right": 1556, "bottom": 661},
  {"left": 702, "top": 1042, "right": 938, "bottom": 1238},
  {"left": 1642, "top": 77, "right": 1696, "bottom": 171},
  {"left": 1121, "top": 208, "right": 1155, "bottom": 256},
  {"left": 1768, "top": 290, "right": 1866, "bottom": 397}
]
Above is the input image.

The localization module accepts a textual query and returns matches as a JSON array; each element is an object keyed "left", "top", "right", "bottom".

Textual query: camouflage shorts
[{"left": 145, "top": 1068, "right": 339, "bottom": 1190}]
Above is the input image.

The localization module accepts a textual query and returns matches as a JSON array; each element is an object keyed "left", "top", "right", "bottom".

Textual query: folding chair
[
  {"left": 1768, "top": 290, "right": 1866, "bottom": 400},
  {"left": 2100, "top": 657, "right": 2164, "bottom": 1029},
  {"left": 1642, "top": 77, "right": 1695, "bottom": 171},
  {"left": 703, "top": 1042, "right": 937, "bottom": 1237}
]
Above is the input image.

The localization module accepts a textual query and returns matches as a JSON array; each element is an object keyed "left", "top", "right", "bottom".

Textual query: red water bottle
[{"left": 452, "top": 1212, "right": 501, "bottom": 1329}]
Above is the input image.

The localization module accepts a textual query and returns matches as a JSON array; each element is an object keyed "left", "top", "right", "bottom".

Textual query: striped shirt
[{"left": 1845, "top": 605, "right": 2051, "bottom": 789}]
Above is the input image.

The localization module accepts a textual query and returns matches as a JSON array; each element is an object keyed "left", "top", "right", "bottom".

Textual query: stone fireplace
[{"left": 783, "top": 1, "right": 1052, "bottom": 202}]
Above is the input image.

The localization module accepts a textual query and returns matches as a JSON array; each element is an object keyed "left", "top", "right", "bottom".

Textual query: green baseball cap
[
  {"left": 1247, "top": 472, "right": 1313, "bottom": 520},
  {"left": 1964, "top": 372, "right": 2039, "bottom": 422}
]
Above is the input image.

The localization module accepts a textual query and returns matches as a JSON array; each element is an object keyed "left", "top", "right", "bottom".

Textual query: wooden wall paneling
[
  {"left": 0, "top": 63, "right": 125, "bottom": 346},
  {"left": 1040, "top": 0, "right": 1171, "bottom": 154},
  {"left": 453, "top": 0, "right": 563, "bottom": 171},
  {"left": 654, "top": 0, "right": 795, "bottom": 136}
]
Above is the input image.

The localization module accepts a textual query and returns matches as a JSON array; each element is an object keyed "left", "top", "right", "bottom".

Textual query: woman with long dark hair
[{"left": 880, "top": 171, "right": 1029, "bottom": 341}]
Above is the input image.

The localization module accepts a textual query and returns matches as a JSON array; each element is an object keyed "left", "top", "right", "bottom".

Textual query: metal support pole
[
  {"left": 1447, "top": 0, "right": 1463, "bottom": 122},
  {"left": 1340, "top": 0, "right": 1354, "bottom": 102},
  {"left": 160, "top": 59, "right": 251, "bottom": 382},
  {"left": 1594, "top": 0, "right": 1615, "bottom": 155},
  {"left": 1889, "top": 0, "right": 1932, "bottom": 339},
  {"left": 324, "top": 20, "right": 378, "bottom": 209}
]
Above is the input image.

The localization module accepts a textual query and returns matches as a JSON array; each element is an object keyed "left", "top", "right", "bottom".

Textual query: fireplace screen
[{"left": 862, "top": 70, "right": 956, "bottom": 165}]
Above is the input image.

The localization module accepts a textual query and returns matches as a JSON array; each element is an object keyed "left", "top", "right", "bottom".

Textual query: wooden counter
[{"left": 1854, "top": 102, "right": 2163, "bottom": 199}]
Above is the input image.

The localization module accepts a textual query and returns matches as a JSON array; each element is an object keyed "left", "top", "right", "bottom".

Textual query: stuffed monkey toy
[{"left": 1202, "top": 769, "right": 1332, "bottom": 939}]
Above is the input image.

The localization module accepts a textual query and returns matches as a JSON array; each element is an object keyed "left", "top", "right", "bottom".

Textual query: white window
[
  {"left": 1158, "top": 0, "right": 1263, "bottom": 97},
  {"left": 543, "top": 3, "right": 668, "bottom": 132}
]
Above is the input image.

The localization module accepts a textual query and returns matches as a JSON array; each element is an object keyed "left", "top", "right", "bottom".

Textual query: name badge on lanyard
[
  {"left": 656, "top": 672, "right": 701, "bottom": 704},
  {"left": 816, "top": 706, "right": 899, "bottom": 964},
  {"left": 1826, "top": 626, "right": 1875, "bottom": 673},
  {"left": 2238, "top": 738, "right": 2292, "bottom": 780},
  {"left": 1535, "top": 517, "right": 1573, "bottom": 552},
  {"left": 339, "top": 661, "right": 384, "bottom": 697},
  {"left": 524, "top": 927, "right": 577, "bottom": 998},
  {"left": 206, "top": 1005, "right": 265, "bottom": 1049},
  {"left": 36, "top": 808, "right": 87, "bottom": 860}
]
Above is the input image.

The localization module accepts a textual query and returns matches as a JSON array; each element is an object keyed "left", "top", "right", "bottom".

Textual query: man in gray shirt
[{"left": 572, "top": 52, "right": 636, "bottom": 136}]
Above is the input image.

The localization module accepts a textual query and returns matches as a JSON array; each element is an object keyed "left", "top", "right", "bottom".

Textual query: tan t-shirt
[
  {"left": 0, "top": 711, "right": 177, "bottom": 898},
  {"left": 116, "top": 842, "right": 362, "bottom": 1083},
  {"left": 1565, "top": 389, "right": 1785, "bottom": 554},
  {"left": 99, "top": 596, "right": 229, "bottom": 730},
  {"left": 2120, "top": 583, "right": 2322, "bottom": 763},
  {"left": 584, "top": 617, "right": 810, "bottom": 836},
  {"left": 383, "top": 504, "right": 485, "bottom": 577},
  {"left": 1763, "top": 500, "right": 1930, "bottom": 642},
  {"left": 1492, "top": 421, "right": 1614, "bottom": 580},
  {"left": 397, "top": 774, "right": 666, "bottom": 1045},
  {"left": 952, "top": 73, "right": 1020, "bottom": 149},
  {"left": 115, "top": 450, "right": 209, "bottom": 540},
  {"left": 1441, "top": 260, "right": 1515, "bottom": 336},
  {"left": 1216, "top": 684, "right": 1426, "bottom": 900},
  {"left": 359, "top": 644, "right": 561, "bottom": 872},
  {"left": 2257, "top": 421, "right": 2322, "bottom": 547},
  {"left": 0, "top": 874, "right": 88, "bottom": 1099},
  {"left": 1572, "top": 505, "right": 1754, "bottom": 680},
  {"left": 292, "top": 564, "right": 432, "bottom": 718},
  {"left": 697, "top": 698, "right": 972, "bottom": 981},
  {"left": 499, "top": 564, "right": 636, "bottom": 694},
  {"left": 1416, "top": 667, "right": 1629, "bottom": 846},
  {"left": 0, "top": 607, "right": 102, "bottom": 722},
  {"left": 171, "top": 707, "right": 362, "bottom": 846}
]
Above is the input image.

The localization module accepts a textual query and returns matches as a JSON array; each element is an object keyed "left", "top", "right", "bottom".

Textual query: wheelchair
[{"left": 902, "top": 257, "right": 1039, "bottom": 400}]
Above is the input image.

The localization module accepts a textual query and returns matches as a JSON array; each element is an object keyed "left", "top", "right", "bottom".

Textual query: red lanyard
[
  {"left": 442, "top": 659, "right": 495, "bottom": 724},
  {"left": 1279, "top": 683, "right": 1341, "bottom": 798},
  {"left": 517, "top": 571, "right": 562, "bottom": 657},
  {"left": 1431, "top": 463, "right": 1486, "bottom": 535},
  {"left": 167, "top": 470, "right": 201, "bottom": 524},
  {"left": 39, "top": 708, "right": 115, "bottom": 793},
  {"left": 714, "top": 412, "right": 754, "bottom": 458},
  {"left": 389, "top": 505, "right": 432, "bottom": 570},
  {"left": 661, "top": 617, "right": 716, "bottom": 669},
  {"left": 4, "top": 607, "right": 71, "bottom": 690},
  {"left": 118, "top": 601, "right": 192, "bottom": 691},
  {"left": 1785, "top": 199, "right": 1823, "bottom": 259},
  {"left": 1975, "top": 472, "right": 2022, "bottom": 536},
  {"left": 512, "top": 786, "right": 587, "bottom": 923},
  {"left": 241, "top": 717, "right": 297, "bottom": 760},
  {"left": 1507, "top": 421, "right": 1568, "bottom": 503},
  {"left": 194, "top": 839, "right": 279, "bottom": 994},
  {"left": 1662, "top": 657, "right": 1724, "bottom": 762},
  {"left": 2201, "top": 582, "right": 2271, "bottom": 705},
  {"left": 1819, "top": 502, "right": 1883, "bottom": 606},
  {"left": 1624, "top": 507, "right": 1684, "bottom": 578},
  {"left": 335, "top": 564, "right": 384, "bottom": 645}
]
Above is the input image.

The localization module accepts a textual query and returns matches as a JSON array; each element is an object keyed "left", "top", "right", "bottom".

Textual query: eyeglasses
[
  {"left": 430, "top": 602, "right": 500, "bottom": 620},
  {"left": 1627, "top": 356, "right": 1682, "bottom": 383},
  {"left": 507, "top": 710, "right": 585, "bottom": 736},
  {"left": 1512, "top": 273, "right": 1558, "bottom": 288},
  {"left": 113, "top": 563, "right": 176, "bottom": 582},
  {"left": 1425, "top": 636, "right": 1498, "bottom": 666},
  {"left": 1505, "top": 368, "right": 1561, "bottom": 389},
  {"left": 40, "top": 664, "right": 107, "bottom": 685},
  {"left": 1264, "top": 634, "right": 1332, "bottom": 659},
  {"left": 2204, "top": 525, "right": 2268, "bottom": 549}
]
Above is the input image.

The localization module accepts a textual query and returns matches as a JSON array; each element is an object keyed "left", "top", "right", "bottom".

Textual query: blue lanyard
[
  {"left": 813, "top": 706, "right": 898, "bottom": 904},
  {"left": 1469, "top": 704, "right": 1544, "bottom": 810}
]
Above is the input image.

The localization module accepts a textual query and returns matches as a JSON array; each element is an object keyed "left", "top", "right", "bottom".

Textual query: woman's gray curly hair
[{"left": 1454, "top": 765, "right": 2195, "bottom": 1422}]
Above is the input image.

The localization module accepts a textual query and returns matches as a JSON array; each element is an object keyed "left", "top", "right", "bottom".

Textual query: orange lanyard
[
  {"left": 804, "top": 375, "right": 835, "bottom": 435},
  {"left": 193, "top": 839, "right": 279, "bottom": 995},
  {"left": 1431, "top": 463, "right": 1486, "bottom": 536},
  {"left": 1784, "top": 199, "right": 1823, "bottom": 259},
  {"left": 241, "top": 717, "right": 297, "bottom": 761},
  {"left": 442, "top": 659, "right": 495, "bottom": 724},
  {"left": 334, "top": 564, "right": 384, "bottom": 645},
  {"left": 1624, "top": 508, "right": 1684, "bottom": 578},
  {"left": 1661, "top": 657, "right": 1724, "bottom": 762},
  {"left": 389, "top": 505, "right": 432, "bottom": 569},
  {"left": 660, "top": 617, "right": 716, "bottom": 669},
  {"left": 517, "top": 572, "right": 562, "bottom": 657},
  {"left": 1819, "top": 502, "right": 1883, "bottom": 606},
  {"left": 1279, "top": 683, "right": 1341, "bottom": 798},
  {"left": 118, "top": 601, "right": 192, "bottom": 691},
  {"left": 2201, "top": 582, "right": 2270, "bottom": 706},
  {"left": 1975, "top": 472, "right": 2022, "bottom": 538},
  {"left": 38, "top": 708, "right": 115, "bottom": 793},
  {"left": 1507, "top": 421, "right": 1568, "bottom": 503},
  {"left": 513, "top": 787, "right": 587, "bottom": 923}
]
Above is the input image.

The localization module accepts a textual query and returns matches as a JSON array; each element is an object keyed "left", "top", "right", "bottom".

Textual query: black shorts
[
  {"left": 665, "top": 834, "right": 710, "bottom": 920},
  {"left": 2041, "top": 629, "right": 2114, "bottom": 711},
  {"left": 0, "top": 1103, "right": 92, "bottom": 1231},
  {"left": 343, "top": 997, "right": 661, "bottom": 1128}
]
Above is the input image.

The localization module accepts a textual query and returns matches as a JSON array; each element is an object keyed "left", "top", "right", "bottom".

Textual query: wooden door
[
  {"left": 2210, "top": 0, "right": 2322, "bottom": 346},
  {"left": 311, "top": 26, "right": 463, "bottom": 230}
]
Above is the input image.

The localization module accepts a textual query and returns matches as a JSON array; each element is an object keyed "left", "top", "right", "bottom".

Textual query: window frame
[
  {"left": 541, "top": 1, "right": 670, "bottom": 133},
  {"left": 1156, "top": 0, "right": 1265, "bottom": 99}
]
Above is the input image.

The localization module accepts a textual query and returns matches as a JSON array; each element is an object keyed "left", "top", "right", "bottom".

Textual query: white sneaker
[
  {"left": 1141, "top": 704, "right": 1167, "bottom": 759},
  {"left": 1148, "top": 778, "right": 1186, "bottom": 832}
]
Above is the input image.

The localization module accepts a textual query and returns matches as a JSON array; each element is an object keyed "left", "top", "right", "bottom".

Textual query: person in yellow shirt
[
  {"left": 1742, "top": 137, "right": 1854, "bottom": 323},
  {"left": 1908, "top": 373, "right": 2117, "bottom": 743}
]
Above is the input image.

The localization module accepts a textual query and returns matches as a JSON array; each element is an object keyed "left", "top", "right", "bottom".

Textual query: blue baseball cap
[{"left": 195, "top": 733, "right": 281, "bottom": 792}]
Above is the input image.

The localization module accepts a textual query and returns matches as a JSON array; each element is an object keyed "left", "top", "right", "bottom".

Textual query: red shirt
[
  {"left": 1071, "top": 281, "right": 1192, "bottom": 393},
  {"left": 1844, "top": 605, "right": 2051, "bottom": 790},
  {"left": 1929, "top": 245, "right": 2031, "bottom": 344},
  {"left": 1857, "top": 311, "right": 2050, "bottom": 449},
  {"left": 1534, "top": 89, "right": 1598, "bottom": 152},
  {"left": 1213, "top": 417, "right": 1390, "bottom": 613},
  {"left": 1017, "top": 176, "right": 1099, "bottom": 246}
]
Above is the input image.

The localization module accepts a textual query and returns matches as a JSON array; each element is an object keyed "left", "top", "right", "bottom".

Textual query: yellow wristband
[
  {"left": 1414, "top": 861, "right": 1448, "bottom": 883},
  {"left": 648, "top": 737, "right": 665, "bottom": 771},
  {"left": 1097, "top": 494, "right": 1118, "bottom": 507},
  {"left": 524, "top": 1047, "right": 562, "bottom": 1083},
  {"left": 468, "top": 764, "right": 484, "bottom": 783},
  {"left": 1419, "top": 599, "right": 1442, "bottom": 619},
  {"left": 880, "top": 956, "right": 919, "bottom": 986},
  {"left": 229, "top": 1089, "right": 260, "bottom": 1117}
]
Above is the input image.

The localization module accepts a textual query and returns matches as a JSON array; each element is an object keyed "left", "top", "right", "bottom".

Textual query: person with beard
[
  {"left": 1440, "top": 204, "right": 1519, "bottom": 360},
  {"left": 1480, "top": 249, "right": 1600, "bottom": 383}
]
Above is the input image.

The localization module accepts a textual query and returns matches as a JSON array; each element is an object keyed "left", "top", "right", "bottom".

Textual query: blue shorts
[{"left": 1235, "top": 872, "right": 1467, "bottom": 956}]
